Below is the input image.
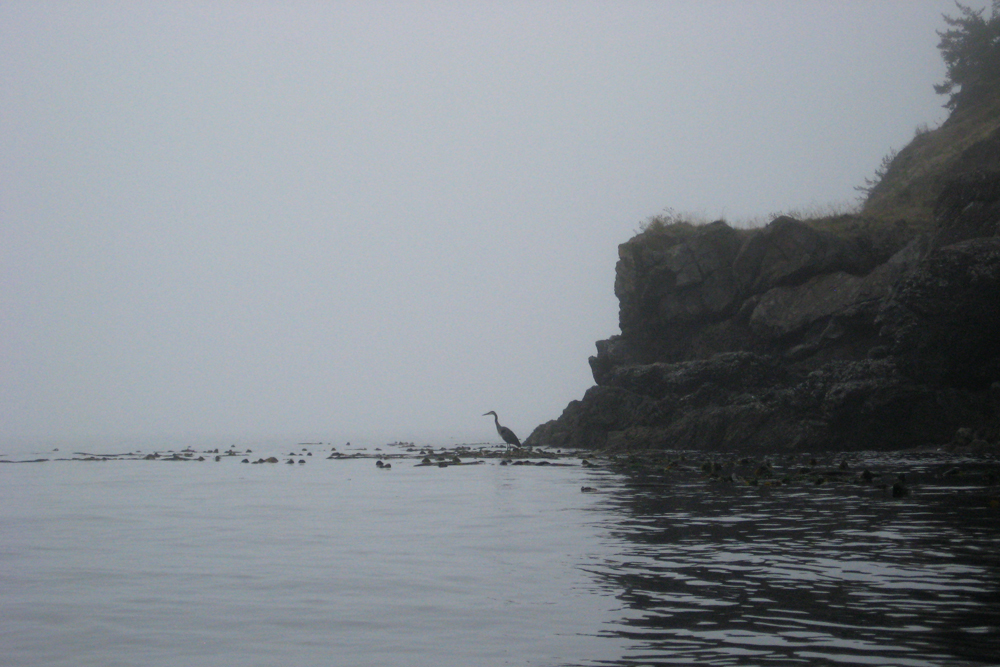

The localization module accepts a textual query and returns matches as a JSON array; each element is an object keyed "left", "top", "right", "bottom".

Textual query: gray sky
[{"left": 1, "top": 1, "right": 971, "bottom": 446}]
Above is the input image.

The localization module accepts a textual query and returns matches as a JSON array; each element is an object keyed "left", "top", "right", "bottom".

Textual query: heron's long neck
[{"left": 493, "top": 413, "right": 501, "bottom": 430}]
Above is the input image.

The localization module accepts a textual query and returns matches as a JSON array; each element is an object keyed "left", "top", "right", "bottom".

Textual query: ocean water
[{"left": 1, "top": 442, "right": 998, "bottom": 667}]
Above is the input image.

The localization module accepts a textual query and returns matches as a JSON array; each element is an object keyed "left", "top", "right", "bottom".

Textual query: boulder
[
  {"left": 750, "top": 272, "right": 865, "bottom": 340},
  {"left": 589, "top": 335, "right": 641, "bottom": 385},
  {"left": 616, "top": 221, "right": 746, "bottom": 338},
  {"left": 878, "top": 237, "right": 1000, "bottom": 388},
  {"left": 931, "top": 170, "right": 1000, "bottom": 249},
  {"left": 732, "top": 216, "right": 867, "bottom": 295}
]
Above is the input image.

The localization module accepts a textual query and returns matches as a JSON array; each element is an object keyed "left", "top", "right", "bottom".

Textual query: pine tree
[{"left": 934, "top": 1, "right": 1000, "bottom": 109}]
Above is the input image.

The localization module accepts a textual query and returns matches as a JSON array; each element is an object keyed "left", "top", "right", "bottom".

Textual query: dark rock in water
[
  {"left": 527, "top": 171, "right": 1000, "bottom": 454},
  {"left": 376, "top": 460, "right": 384, "bottom": 468}
]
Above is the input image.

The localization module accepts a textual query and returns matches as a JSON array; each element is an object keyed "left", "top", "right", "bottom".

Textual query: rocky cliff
[{"left": 526, "top": 100, "right": 1000, "bottom": 454}]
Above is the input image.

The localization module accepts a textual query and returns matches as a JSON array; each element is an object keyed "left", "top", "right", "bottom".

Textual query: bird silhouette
[{"left": 483, "top": 411, "right": 521, "bottom": 450}]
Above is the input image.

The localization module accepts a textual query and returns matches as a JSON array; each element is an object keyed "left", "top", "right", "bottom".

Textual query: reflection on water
[
  {"left": 585, "top": 451, "right": 1000, "bottom": 666},
  {"left": 0, "top": 444, "right": 998, "bottom": 666}
]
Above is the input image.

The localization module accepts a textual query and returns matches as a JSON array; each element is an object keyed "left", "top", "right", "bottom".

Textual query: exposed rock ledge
[{"left": 526, "top": 172, "right": 1000, "bottom": 453}]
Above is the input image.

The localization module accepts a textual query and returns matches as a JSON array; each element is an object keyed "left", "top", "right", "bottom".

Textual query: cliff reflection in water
[{"left": 583, "top": 451, "right": 1000, "bottom": 666}]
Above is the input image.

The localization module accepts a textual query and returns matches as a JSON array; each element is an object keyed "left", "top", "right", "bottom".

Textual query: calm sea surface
[{"left": 1, "top": 442, "right": 998, "bottom": 666}]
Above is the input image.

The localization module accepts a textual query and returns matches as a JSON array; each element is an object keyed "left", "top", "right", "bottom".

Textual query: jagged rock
[
  {"left": 589, "top": 335, "right": 641, "bottom": 385},
  {"left": 750, "top": 272, "right": 865, "bottom": 340},
  {"left": 732, "top": 216, "right": 869, "bottom": 295},
  {"left": 859, "top": 234, "right": 929, "bottom": 295},
  {"left": 932, "top": 170, "right": 1000, "bottom": 249},
  {"left": 656, "top": 399, "right": 805, "bottom": 452},
  {"left": 878, "top": 237, "right": 1000, "bottom": 388},
  {"left": 604, "top": 352, "right": 785, "bottom": 398},
  {"left": 528, "top": 171, "right": 1000, "bottom": 453},
  {"left": 616, "top": 221, "right": 746, "bottom": 338},
  {"left": 528, "top": 385, "right": 662, "bottom": 449}
]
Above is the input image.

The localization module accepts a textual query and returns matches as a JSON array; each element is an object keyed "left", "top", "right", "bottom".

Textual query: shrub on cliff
[
  {"left": 935, "top": 1, "right": 1000, "bottom": 110},
  {"left": 637, "top": 208, "right": 715, "bottom": 236}
]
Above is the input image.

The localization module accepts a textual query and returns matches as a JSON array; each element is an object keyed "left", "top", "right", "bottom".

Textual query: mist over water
[
  {"left": 1, "top": 2, "right": 961, "bottom": 444},
  {"left": 4, "top": 8, "right": 999, "bottom": 664},
  {"left": 2, "top": 442, "right": 997, "bottom": 666}
]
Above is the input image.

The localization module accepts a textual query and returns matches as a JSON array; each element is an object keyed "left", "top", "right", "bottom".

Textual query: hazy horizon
[{"left": 2, "top": 2, "right": 972, "bottom": 447}]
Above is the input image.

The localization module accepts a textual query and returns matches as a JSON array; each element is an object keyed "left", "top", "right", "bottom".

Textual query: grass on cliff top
[
  {"left": 635, "top": 203, "right": 915, "bottom": 264},
  {"left": 635, "top": 208, "right": 715, "bottom": 236},
  {"left": 637, "top": 202, "right": 864, "bottom": 236},
  {"left": 636, "top": 203, "right": 862, "bottom": 236}
]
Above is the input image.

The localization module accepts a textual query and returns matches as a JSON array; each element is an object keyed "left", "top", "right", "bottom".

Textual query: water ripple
[
  {"left": 583, "top": 451, "right": 1000, "bottom": 666},
  {"left": 0, "top": 447, "right": 997, "bottom": 666}
]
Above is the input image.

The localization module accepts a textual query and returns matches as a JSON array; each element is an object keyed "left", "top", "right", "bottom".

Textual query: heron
[{"left": 483, "top": 411, "right": 521, "bottom": 451}]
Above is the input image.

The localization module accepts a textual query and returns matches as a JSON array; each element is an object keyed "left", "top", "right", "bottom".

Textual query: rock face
[{"left": 527, "top": 172, "right": 1000, "bottom": 453}]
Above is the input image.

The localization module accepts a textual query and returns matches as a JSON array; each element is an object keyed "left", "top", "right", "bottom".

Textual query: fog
[{"left": 1, "top": 2, "right": 968, "bottom": 447}]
